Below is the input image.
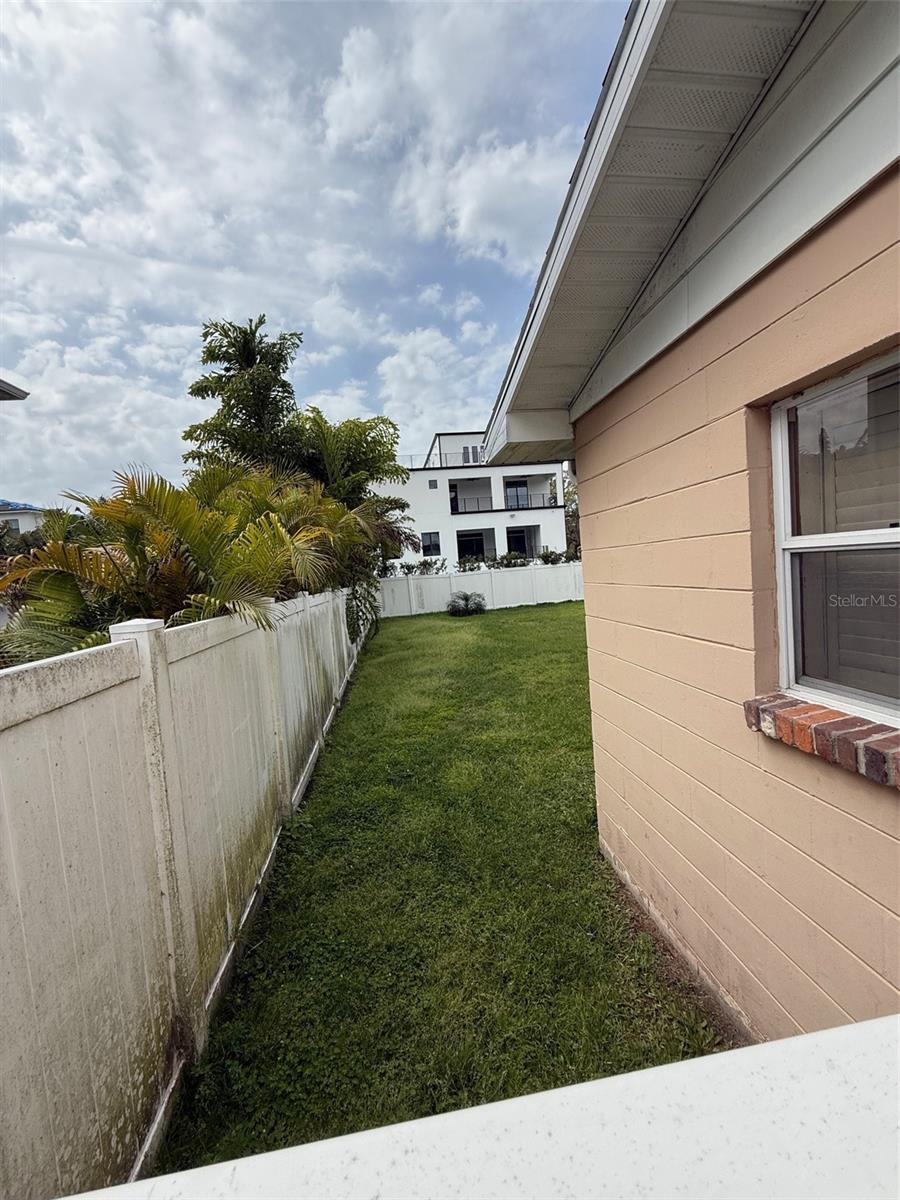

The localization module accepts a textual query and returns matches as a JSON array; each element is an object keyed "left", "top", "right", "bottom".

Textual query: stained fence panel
[
  {"left": 0, "top": 589, "right": 361, "bottom": 1199},
  {"left": 0, "top": 643, "right": 173, "bottom": 1199}
]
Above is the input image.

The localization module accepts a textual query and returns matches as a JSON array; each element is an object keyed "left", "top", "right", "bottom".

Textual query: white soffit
[{"left": 484, "top": 0, "right": 818, "bottom": 465}]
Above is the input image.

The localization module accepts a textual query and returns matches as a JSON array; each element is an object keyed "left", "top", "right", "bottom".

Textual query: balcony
[
  {"left": 505, "top": 493, "right": 556, "bottom": 510},
  {"left": 398, "top": 451, "right": 484, "bottom": 468},
  {"left": 452, "top": 495, "right": 493, "bottom": 513}
]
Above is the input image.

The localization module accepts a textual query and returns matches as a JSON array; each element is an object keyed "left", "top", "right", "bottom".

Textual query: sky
[{"left": 0, "top": 0, "right": 627, "bottom": 507}]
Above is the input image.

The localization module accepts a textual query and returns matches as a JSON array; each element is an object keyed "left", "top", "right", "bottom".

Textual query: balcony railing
[
  {"left": 398, "top": 452, "right": 484, "bottom": 469},
  {"left": 505, "top": 494, "right": 556, "bottom": 510},
  {"left": 449, "top": 494, "right": 559, "bottom": 514},
  {"left": 452, "top": 496, "right": 493, "bottom": 513}
]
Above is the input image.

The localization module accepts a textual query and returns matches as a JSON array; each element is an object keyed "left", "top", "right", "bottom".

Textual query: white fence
[
  {"left": 0, "top": 592, "right": 360, "bottom": 1200},
  {"left": 380, "top": 560, "right": 583, "bottom": 618}
]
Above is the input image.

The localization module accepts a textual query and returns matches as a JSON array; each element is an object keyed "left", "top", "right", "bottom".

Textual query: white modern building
[
  {"left": 0, "top": 498, "right": 43, "bottom": 534},
  {"left": 378, "top": 430, "right": 567, "bottom": 568}
]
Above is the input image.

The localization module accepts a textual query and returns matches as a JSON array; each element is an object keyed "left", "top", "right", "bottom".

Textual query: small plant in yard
[
  {"left": 455, "top": 556, "right": 484, "bottom": 572},
  {"left": 446, "top": 590, "right": 486, "bottom": 617},
  {"left": 538, "top": 549, "right": 564, "bottom": 565}
]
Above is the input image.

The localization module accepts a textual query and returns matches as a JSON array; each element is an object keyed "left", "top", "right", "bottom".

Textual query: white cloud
[
  {"left": 320, "top": 186, "right": 363, "bottom": 207},
  {"left": 418, "top": 283, "right": 443, "bottom": 307},
  {"left": 376, "top": 326, "right": 511, "bottom": 454},
  {"left": 322, "top": 27, "right": 406, "bottom": 154},
  {"left": 310, "top": 287, "right": 391, "bottom": 347},
  {"left": 459, "top": 320, "right": 496, "bottom": 346},
  {"left": 306, "top": 240, "right": 389, "bottom": 283},
  {"left": 394, "top": 131, "right": 579, "bottom": 276},
  {"left": 0, "top": 0, "right": 623, "bottom": 505},
  {"left": 298, "top": 379, "right": 371, "bottom": 423},
  {"left": 453, "top": 291, "right": 482, "bottom": 320}
]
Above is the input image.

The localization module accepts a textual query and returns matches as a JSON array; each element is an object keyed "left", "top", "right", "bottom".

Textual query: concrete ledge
[{"left": 75, "top": 1016, "right": 899, "bottom": 1199}]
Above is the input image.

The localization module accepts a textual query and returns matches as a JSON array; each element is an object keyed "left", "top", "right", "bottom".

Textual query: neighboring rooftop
[
  {"left": 0, "top": 499, "right": 43, "bottom": 512},
  {"left": 0, "top": 377, "right": 29, "bottom": 401}
]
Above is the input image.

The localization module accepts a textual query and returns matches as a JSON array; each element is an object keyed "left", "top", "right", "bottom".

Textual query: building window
[
  {"left": 504, "top": 478, "right": 529, "bottom": 509},
  {"left": 428, "top": 479, "right": 438, "bottom": 490},
  {"left": 772, "top": 356, "right": 899, "bottom": 717},
  {"left": 462, "top": 446, "right": 470, "bottom": 464},
  {"left": 421, "top": 531, "right": 441, "bottom": 557},
  {"left": 471, "top": 444, "right": 481, "bottom": 462},
  {"left": 3, "top": 518, "right": 20, "bottom": 532}
]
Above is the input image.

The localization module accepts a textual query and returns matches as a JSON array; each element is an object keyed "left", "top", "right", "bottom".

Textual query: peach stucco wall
[{"left": 575, "top": 168, "right": 900, "bottom": 1039}]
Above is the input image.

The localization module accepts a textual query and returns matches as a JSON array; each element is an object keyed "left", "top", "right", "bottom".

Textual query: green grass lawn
[{"left": 159, "top": 602, "right": 733, "bottom": 1171}]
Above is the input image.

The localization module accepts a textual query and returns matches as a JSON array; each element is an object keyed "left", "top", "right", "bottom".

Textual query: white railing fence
[
  {"left": 0, "top": 592, "right": 361, "bottom": 1200},
  {"left": 380, "top": 560, "right": 583, "bottom": 618}
]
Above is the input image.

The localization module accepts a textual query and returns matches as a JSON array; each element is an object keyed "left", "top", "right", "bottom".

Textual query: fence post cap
[{"left": 109, "top": 618, "right": 165, "bottom": 637}]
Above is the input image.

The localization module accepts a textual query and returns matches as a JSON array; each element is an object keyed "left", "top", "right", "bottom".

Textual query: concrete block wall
[
  {"left": 0, "top": 592, "right": 361, "bottom": 1199},
  {"left": 576, "top": 170, "right": 900, "bottom": 1040}
]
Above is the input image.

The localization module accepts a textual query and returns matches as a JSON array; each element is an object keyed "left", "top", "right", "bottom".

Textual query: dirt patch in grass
[{"left": 159, "top": 602, "right": 741, "bottom": 1172}]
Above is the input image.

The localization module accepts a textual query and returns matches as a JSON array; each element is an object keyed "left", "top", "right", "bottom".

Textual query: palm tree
[
  {"left": 182, "top": 315, "right": 302, "bottom": 467},
  {"left": 0, "top": 465, "right": 358, "bottom": 666}
]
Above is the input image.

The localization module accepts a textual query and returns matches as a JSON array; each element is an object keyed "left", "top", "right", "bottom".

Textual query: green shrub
[
  {"left": 455, "top": 556, "right": 484, "bottom": 572},
  {"left": 446, "top": 590, "right": 487, "bottom": 617},
  {"left": 399, "top": 557, "right": 447, "bottom": 576},
  {"left": 538, "top": 549, "right": 564, "bottom": 565},
  {"left": 488, "top": 551, "right": 529, "bottom": 569}
]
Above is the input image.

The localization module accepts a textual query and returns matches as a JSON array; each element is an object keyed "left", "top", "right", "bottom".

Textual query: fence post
[
  {"left": 109, "top": 618, "right": 207, "bottom": 1058},
  {"left": 259, "top": 599, "right": 293, "bottom": 819}
]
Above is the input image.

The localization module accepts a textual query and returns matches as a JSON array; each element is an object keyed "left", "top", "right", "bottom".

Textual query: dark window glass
[
  {"left": 421, "top": 531, "right": 441, "bottom": 557},
  {"left": 428, "top": 479, "right": 438, "bottom": 490},
  {"left": 788, "top": 365, "right": 899, "bottom": 535},
  {"left": 505, "top": 478, "right": 529, "bottom": 509},
  {"left": 792, "top": 547, "right": 899, "bottom": 703},
  {"left": 457, "top": 532, "right": 485, "bottom": 559},
  {"left": 462, "top": 446, "right": 470, "bottom": 464}
]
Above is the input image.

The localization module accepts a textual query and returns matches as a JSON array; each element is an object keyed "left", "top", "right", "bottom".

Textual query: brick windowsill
[{"left": 743, "top": 694, "right": 900, "bottom": 788}]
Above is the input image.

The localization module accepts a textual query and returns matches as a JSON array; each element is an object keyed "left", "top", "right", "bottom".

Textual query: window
[
  {"left": 3, "top": 518, "right": 19, "bottom": 532},
  {"left": 462, "top": 446, "right": 470, "bottom": 464},
  {"left": 421, "top": 531, "right": 441, "bottom": 557},
  {"left": 471, "top": 444, "right": 481, "bottom": 463},
  {"left": 428, "top": 479, "right": 438, "bottom": 490},
  {"left": 772, "top": 356, "right": 899, "bottom": 718},
  {"left": 504, "top": 478, "right": 529, "bottom": 509},
  {"left": 457, "top": 531, "right": 485, "bottom": 559}
]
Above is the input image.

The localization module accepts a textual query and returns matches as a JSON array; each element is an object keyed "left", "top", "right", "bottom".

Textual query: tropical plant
[
  {"left": 0, "top": 521, "right": 45, "bottom": 558},
  {"left": 564, "top": 476, "right": 580, "bottom": 556},
  {"left": 183, "top": 315, "right": 303, "bottom": 468},
  {"left": 446, "top": 591, "right": 487, "bottom": 617},
  {"left": 286, "top": 407, "right": 409, "bottom": 509},
  {"left": 0, "top": 465, "right": 368, "bottom": 666},
  {"left": 455, "top": 556, "right": 484, "bottom": 572},
  {"left": 538, "top": 549, "right": 564, "bottom": 565}
]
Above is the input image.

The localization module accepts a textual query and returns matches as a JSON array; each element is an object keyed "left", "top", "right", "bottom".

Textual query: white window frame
[{"left": 771, "top": 351, "right": 900, "bottom": 725}]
